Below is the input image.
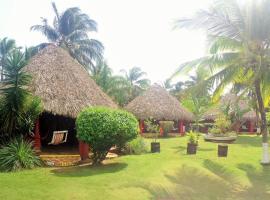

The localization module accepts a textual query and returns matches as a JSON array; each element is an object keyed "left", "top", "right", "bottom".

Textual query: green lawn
[{"left": 1, "top": 135, "right": 270, "bottom": 200}]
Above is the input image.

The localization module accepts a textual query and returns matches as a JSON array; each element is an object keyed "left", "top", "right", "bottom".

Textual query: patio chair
[{"left": 48, "top": 130, "right": 68, "bottom": 145}]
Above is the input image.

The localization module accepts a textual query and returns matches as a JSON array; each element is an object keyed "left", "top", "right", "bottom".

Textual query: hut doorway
[{"left": 39, "top": 112, "right": 79, "bottom": 155}]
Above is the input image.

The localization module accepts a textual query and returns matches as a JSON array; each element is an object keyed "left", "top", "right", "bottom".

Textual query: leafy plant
[
  {"left": 0, "top": 137, "right": 41, "bottom": 172},
  {"left": 0, "top": 49, "right": 43, "bottom": 137},
  {"left": 209, "top": 116, "right": 231, "bottom": 136},
  {"left": 124, "top": 136, "right": 148, "bottom": 155},
  {"left": 187, "top": 131, "right": 199, "bottom": 144},
  {"left": 76, "top": 107, "right": 138, "bottom": 165},
  {"left": 144, "top": 118, "right": 160, "bottom": 142},
  {"left": 159, "top": 121, "right": 174, "bottom": 137}
]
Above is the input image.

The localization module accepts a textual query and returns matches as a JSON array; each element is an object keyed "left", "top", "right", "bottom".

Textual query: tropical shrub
[
  {"left": 187, "top": 131, "right": 199, "bottom": 144},
  {"left": 0, "top": 137, "right": 41, "bottom": 172},
  {"left": 124, "top": 136, "right": 148, "bottom": 155},
  {"left": 209, "top": 115, "right": 236, "bottom": 136},
  {"left": 159, "top": 121, "right": 174, "bottom": 137},
  {"left": 76, "top": 107, "right": 138, "bottom": 165},
  {"left": 0, "top": 49, "right": 43, "bottom": 137}
]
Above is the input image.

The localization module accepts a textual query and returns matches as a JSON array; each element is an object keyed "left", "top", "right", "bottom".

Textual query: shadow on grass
[
  {"left": 235, "top": 135, "right": 261, "bottom": 147},
  {"left": 142, "top": 160, "right": 270, "bottom": 200},
  {"left": 51, "top": 162, "right": 128, "bottom": 177}
]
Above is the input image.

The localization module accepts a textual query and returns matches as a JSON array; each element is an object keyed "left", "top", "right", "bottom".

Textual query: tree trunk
[
  {"left": 0, "top": 66, "right": 3, "bottom": 81},
  {"left": 255, "top": 80, "right": 269, "bottom": 164}
]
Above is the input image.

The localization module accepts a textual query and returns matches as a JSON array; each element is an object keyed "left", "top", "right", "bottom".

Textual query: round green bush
[
  {"left": 0, "top": 137, "right": 41, "bottom": 172},
  {"left": 76, "top": 107, "right": 138, "bottom": 165}
]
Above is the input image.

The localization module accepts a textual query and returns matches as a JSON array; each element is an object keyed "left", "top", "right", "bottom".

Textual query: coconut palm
[
  {"left": 92, "top": 61, "right": 133, "bottom": 106},
  {"left": 121, "top": 67, "right": 151, "bottom": 101},
  {"left": 31, "top": 2, "right": 103, "bottom": 71},
  {"left": 173, "top": 0, "right": 270, "bottom": 164},
  {"left": 0, "top": 37, "right": 16, "bottom": 81}
]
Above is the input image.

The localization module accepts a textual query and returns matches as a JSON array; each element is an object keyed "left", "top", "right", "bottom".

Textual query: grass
[{"left": 0, "top": 135, "right": 270, "bottom": 200}]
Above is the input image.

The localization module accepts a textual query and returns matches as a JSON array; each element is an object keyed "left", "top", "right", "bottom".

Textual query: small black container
[
  {"left": 218, "top": 144, "right": 228, "bottom": 157},
  {"left": 187, "top": 143, "right": 197, "bottom": 154},
  {"left": 151, "top": 142, "right": 160, "bottom": 153}
]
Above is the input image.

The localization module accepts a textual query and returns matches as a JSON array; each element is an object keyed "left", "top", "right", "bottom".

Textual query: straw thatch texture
[
  {"left": 24, "top": 45, "right": 117, "bottom": 118},
  {"left": 125, "top": 85, "right": 193, "bottom": 121},
  {"left": 202, "top": 94, "right": 257, "bottom": 122}
]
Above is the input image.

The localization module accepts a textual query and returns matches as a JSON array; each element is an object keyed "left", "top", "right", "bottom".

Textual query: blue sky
[{"left": 0, "top": 0, "right": 212, "bottom": 83}]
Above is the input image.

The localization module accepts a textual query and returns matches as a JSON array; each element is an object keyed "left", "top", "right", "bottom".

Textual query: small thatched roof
[
  {"left": 24, "top": 45, "right": 117, "bottom": 118},
  {"left": 125, "top": 84, "right": 193, "bottom": 121},
  {"left": 202, "top": 94, "right": 257, "bottom": 122},
  {"left": 201, "top": 107, "right": 221, "bottom": 121}
]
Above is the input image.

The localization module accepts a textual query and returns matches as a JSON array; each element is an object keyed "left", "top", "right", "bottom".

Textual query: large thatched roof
[
  {"left": 202, "top": 94, "right": 257, "bottom": 122},
  {"left": 24, "top": 45, "right": 117, "bottom": 118},
  {"left": 125, "top": 85, "right": 193, "bottom": 121}
]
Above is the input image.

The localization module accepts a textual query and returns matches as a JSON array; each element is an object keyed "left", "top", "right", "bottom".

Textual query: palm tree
[
  {"left": 92, "top": 61, "right": 133, "bottom": 106},
  {"left": 31, "top": 2, "right": 103, "bottom": 71},
  {"left": 173, "top": 0, "right": 270, "bottom": 164},
  {"left": 121, "top": 67, "right": 151, "bottom": 101},
  {"left": 0, "top": 49, "right": 42, "bottom": 136},
  {"left": 0, "top": 37, "right": 16, "bottom": 81}
]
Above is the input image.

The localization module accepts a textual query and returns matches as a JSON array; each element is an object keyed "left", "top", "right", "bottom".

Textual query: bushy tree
[{"left": 76, "top": 107, "right": 138, "bottom": 165}]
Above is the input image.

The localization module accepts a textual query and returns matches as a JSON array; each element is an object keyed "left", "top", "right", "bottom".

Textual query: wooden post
[
  {"left": 79, "top": 141, "right": 89, "bottom": 160},
  {"left": 178, "top": 120, "right": 184, "bottom": 136},
  {"left": 34, "top": 119, "right": 41, "bottom": 153},
  {"left": 248, "top": 121, "right": 255, "bottom": 134},
  {"left": 139, "top": 120, "right": 144, "bottom": 135}
]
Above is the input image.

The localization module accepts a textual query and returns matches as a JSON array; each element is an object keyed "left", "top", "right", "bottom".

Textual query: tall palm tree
[
  {"left": 173, "top": 0, "right": 270, "bottom": 164},
  {"left": 92, "top": 61, "right": 133, "bottom": 106},
  {"left": 0, "top": 37, "right": 16, "bottom": 81},
  {"left": 31, "top": 2, "right": 103, "bottom": 71},
  {"left": 121, "top": 67, "right": 151, "bottom": 101}
]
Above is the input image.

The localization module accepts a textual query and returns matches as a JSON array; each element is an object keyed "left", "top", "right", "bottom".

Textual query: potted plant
[
  {"left": 205, "top": 115, "right": 237, "bottom": 143},
  {"left": 186, "top": 131, "right": 199, "bottom": 154},
  {"left": 159, "top": 121, "right": 174, "bottom": 137},
  {"left": 206, "top": 115, "right": 237, "bottom": 157},
  {"left": 144, "top": 118, "right": 160, "bottom": 153}
]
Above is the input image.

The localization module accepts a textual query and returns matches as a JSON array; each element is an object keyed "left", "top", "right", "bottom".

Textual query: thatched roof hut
[
  {"left": 24, "top": 45, "right": 117, "bottom": 118},
  {"left": 125, "top": 84, "right": 193, "bottom": 121},
  {"left": 202, "top": 94, "right": 257, "bottom": 122}
]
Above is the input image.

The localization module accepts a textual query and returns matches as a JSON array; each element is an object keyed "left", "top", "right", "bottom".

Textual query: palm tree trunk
[
  {"left": 0, "top": 66, "right": 3, "bottom": 82},
  {"left": 255, "top": 80, "right": 269, "bottom": 164}
]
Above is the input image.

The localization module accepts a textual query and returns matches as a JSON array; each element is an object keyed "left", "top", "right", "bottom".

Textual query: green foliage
[
  {"left": 209, "top": 116, "right": 231, "bottom": 135},
  {"left": 144, "top": 118, "right": 160, "bottom": 142},
  {"left": 186, "top": 131, "right": 199, "bottom": 144},
  {"left": 76, "top": 107, "right": 138, "bottom": 164},
  {"left": 31, "top": 2, "right": 103, "bottom": 71},
  {"left": 0, "top": 137, "right": 41, "bottom": 172},
  {"left": 159, "top": 121, "right": 174, "bottom": 136},
  {"left": 173, "top": 0, "right": 270, "bottom": 144},
  {"left": 0, "top": 49, "right": 43, "bottom": 136},
  {"left": 124, "top": 136, "right": 148, "bottom": 155},
  {"left": 266, "top": 112, "right": 270, "bottom": 126}
]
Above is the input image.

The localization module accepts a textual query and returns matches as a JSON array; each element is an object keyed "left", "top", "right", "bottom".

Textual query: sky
[{"left": 0, "top": 0, "right": 213, "bottom": 84}]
